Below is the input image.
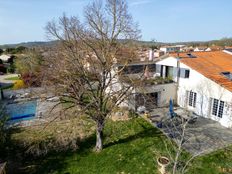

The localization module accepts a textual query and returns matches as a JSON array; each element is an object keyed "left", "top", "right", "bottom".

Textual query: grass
[
  {"left": 0, "top": 75, "right": 19, "bottom": 90},
  {"left": 9, "top": 118, "right": 171, "bottom": 174},
  {"left": 4, "top": 76, "right": 20, "bottom": 81},
  {"left": 188, "top": 147, "right": 232, "bottom": 174},
  {"left": 5, "top": 117, "right": 232, "bottom": 174}
]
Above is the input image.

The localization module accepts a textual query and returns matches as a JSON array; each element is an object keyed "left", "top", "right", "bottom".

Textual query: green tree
[
  {"left": 16, "top": 46, "right": 27, "bottom": 53},
  {"left": 15, "top": 50, "right": 43, "bottom": 86},
  {"left": 5, "top": 48, "right": 16, "bottom": 54},
  {"left": 0, "top": 48, "right": 3, "bottom": 55}
]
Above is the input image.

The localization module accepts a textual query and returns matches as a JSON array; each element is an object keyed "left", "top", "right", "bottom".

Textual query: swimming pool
[{"left": 6, "top": 100, "right": 37, "bottom": 122}]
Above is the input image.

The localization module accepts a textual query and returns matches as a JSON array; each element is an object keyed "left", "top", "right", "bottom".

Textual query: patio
[{"left": 148, "top": 107, "right": 232, "bottom": 155}]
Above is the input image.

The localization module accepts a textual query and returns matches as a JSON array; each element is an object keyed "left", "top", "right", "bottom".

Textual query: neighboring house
[
  {"left": 0, "top": 54, "right": 14, "bottom": 73},
  {"left": 223, "top": 49, "right": 232, "bottom": 55},
  {"left": 210, "top": 45, "right": 223, "bottom": 51},
  {"left": 153, "top": 50, "right": 165, "bottom": 59},
  {"left": 160, "top": 45, "right": 182, "bottom": 53},
  {"left": 137, "top": 48, "right": 165, "bottom": 62},
  {"left": 155, "top": 50, "right": 232, "bottom": 127},
  {"left": 205, "top": 47, "right": 212, "bottom": 52},
  {"left": 194, "top": 47, "right": 207, "bottom": 52},
  {"left": 0, "top": 54, "right": 12, "bottom": 62}
]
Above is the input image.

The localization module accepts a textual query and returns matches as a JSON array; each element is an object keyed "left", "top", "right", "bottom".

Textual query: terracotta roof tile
[{"left": 170, "top": 51, "right": 232, "bottom": 92}]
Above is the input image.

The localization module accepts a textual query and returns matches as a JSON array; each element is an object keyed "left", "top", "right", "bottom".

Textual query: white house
[
  {"left": 223, "top": 49, "right": 232, "bottom": 55},
  {"left": 155, "top": 51, "right": 232, "bottom": 127},
  {"left": 0, "top": 55, "right": 11, "bottom": 62},
  {"left": 111, "top": 56, "right": 177, "bottom": 111},
  {"left": 160, "top": 46, "right": 182, "bottom": 53},
  {"left": 194, "top": 47, "right": 207, "bottom": 52},
  {"left": 205, "top": 47, "right": 212, "bottom": 52}
]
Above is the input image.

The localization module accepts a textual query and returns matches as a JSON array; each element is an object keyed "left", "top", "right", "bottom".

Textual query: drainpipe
[{"left": 176, "top": 57, "right": 180, "bottom": 106}]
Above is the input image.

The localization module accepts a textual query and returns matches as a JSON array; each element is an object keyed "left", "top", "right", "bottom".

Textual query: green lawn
[
  {"left": 4, "top": 76, "right": 20, "bottom": 81},
  {"left": 7, "top": 118, "right": 232, "bottom": 174}
]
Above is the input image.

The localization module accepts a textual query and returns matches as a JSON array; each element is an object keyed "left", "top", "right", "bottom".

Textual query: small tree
[
  {"left": 45, "top": 0, "right": 140, "bottom": 151},
  {"left": 15, "top": 49, "right": 44, "bottom": 87},
  {"left": 150, "top": 38, "right": 158, "bottom": 51},
  {"left": 15, "top": 46, "right": 27, "bottom": 53},
  {"left": 0, "top": 48, "right": 3, "bottom": 55},
  {"left": 157, "top": 112, "right": 225, "bottom": 174}
]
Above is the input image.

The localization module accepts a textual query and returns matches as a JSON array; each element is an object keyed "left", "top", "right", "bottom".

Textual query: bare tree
[{"left": 45, "top": 0, "right": 140, "bottom": 151}]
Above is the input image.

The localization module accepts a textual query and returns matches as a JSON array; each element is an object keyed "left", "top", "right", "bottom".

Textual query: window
[
  {"left": 148, "top": 64, "right": 156, "bottom": 72},
  {"left": 211, "top": 99, "right": 224, "bottom": 118},
  {"left": 121, "top": 65, "right": 144, "bottom": 74},
  {"left": 185, "top": 70, "right": 190, "bottom": 78},
  {"left": 165, "top": 66, "right": 174, "bottom": 78},
  {"left": 179, "top": 68, "right": 190, "bottom": 78},
  {"left": 221, "top": 72, "right": 232, "bottom": 81},
  {"left": 188, "top": 91, "right": 197, "bottom": 107}
]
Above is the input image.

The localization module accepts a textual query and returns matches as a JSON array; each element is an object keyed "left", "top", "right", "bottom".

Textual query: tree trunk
[{"left": 95, "top": 121, "right": 104, "bottom": 152}]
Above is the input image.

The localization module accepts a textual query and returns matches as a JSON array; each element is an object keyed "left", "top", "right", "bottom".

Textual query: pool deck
[{"left": 2, "top": 88, "right": 61, "bottom": 127}]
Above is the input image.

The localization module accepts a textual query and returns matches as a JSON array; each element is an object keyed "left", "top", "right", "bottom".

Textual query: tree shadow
[
  {"left": 104, "top": 124, "right": 163, "bottom": 149},
  {"left": 17, "top": 134, "right": 97, "bottom": 174},
  {"left": 5, "top": 120, "right": 164, "bottom": 174}
]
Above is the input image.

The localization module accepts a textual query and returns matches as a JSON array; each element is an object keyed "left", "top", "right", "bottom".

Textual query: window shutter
[
  {"left": 180, "top": 68, "right": 185, "bottom": 78},
  {"left": 173, "top": 67, "right": 177, "bottom": 79},
  {"left": 156, "top": 64, "right": 161, "bottom": 74},
  {"left": 185, "top": 91, "right": 189, "bottom": 108}
]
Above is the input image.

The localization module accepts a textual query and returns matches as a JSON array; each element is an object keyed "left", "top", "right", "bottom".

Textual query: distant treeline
[
  {"left": 175, "top": 37, "right": 232, "bottom": 47},
  {"left": 0, "top": 46, "right": 27, "bottom": 55},
  {"left": 0, "top": 41, "right": 57, "bottom": 49},
  {"left": 139, "top": 37, "right": 232, "bottom": 48},
  {"left": 0, "top": 38, "right": 232, "bottom": 50}
]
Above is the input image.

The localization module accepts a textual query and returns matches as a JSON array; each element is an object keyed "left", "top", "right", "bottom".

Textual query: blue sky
[{"left": 0, "top": 0, "right": 231, "bottom": 44}]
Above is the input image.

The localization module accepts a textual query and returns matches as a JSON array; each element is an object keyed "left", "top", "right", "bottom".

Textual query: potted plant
[{"left": 157, "top": 156, "right": 170, "bottom": 174}]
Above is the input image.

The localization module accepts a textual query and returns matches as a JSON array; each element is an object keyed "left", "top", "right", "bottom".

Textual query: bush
[
  {"left": 13, "top": 80, "right": 26, "bottom": 89},
  {"left": 21, "top": 73, "right": 42, "bottom": 87}
]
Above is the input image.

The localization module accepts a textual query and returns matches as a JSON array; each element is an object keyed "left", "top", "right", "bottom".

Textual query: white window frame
[
  {"left": 211, "top": 98, "right": 224, "bottom": 118},
  {"left": 188, "top": 91, "right": 197, "bottom": 108}
]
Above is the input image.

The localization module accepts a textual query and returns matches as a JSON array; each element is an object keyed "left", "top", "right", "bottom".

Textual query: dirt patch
[{"left": 110, "top": 110, "right": 131, "bottom": 121}]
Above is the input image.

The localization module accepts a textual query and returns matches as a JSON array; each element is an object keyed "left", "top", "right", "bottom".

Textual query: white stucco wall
[
  {"left": 118, "top": 83, "right": 177, "bottom": 111},
  {"left": 135, "top": 83, "right": 177, "bottom": 107},
  {"left": 156, "top": 56, "right": 232, "bottom": 127},
  {"left": 109, "top": 65, "right": 177, "bottom": 111}
]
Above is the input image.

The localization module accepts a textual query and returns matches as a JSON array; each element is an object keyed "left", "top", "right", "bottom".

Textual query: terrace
[
  {"left": 148, "top": 107, "right": 232, "bottom": 155},
  {"left": 119, "top": 76, "right": 174, "bottom": 86}
]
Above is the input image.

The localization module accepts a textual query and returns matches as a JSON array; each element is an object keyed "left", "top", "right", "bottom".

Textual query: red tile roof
[{"left": 170, "top": 51, "right": 232, "bottom": 92}]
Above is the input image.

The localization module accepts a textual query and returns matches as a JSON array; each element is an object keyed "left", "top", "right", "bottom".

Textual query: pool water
[{"left": 6, "top": 100, "right": 37, "bottom": 122}]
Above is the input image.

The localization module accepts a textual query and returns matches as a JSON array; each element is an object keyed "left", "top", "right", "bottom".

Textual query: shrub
[
  {"left": 13, "top": 80, "right": 26, "bottom": 89},
  {"left": 21, "top": 73, "right": 42, "bottom": 87}
]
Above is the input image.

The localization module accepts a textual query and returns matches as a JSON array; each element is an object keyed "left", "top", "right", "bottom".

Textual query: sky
[{"left": 0, "top": 0, "right": 232, "bottom": 44}]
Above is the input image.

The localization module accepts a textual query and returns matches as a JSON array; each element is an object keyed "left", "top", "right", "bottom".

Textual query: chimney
[{"left": 149, "top": 49, "right": 154, "bottom": 61}]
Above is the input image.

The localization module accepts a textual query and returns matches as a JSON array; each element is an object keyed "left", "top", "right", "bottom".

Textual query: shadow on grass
[
  {"left": 0, "top": 126, "right": 27, "bottom": 174},
  {"left": 6, "top": 120, "right": 164, "bottom": 174},
  {"left": 104, "top": 124, "right": 163, "bottom": 149}
]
